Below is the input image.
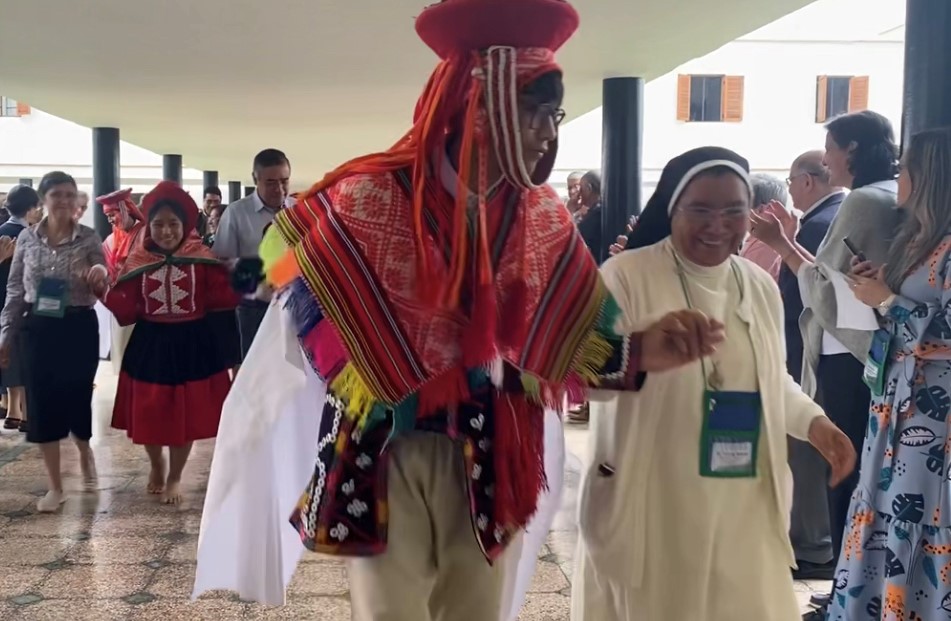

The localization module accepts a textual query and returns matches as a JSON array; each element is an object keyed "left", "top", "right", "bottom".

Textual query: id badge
[
  {"left": 863, "top": 329, "right": 891, "bottom": 397},
  {"left": 700, "top": 390, "right": 762, "bottom": 478},
  {"left": 35, "top": 277, "right": 68, "bottom": 318}
]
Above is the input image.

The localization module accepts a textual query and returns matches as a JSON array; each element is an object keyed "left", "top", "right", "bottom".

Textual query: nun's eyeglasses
[{"left": 679, "top": 206, "right": 750, "bottom": 222}]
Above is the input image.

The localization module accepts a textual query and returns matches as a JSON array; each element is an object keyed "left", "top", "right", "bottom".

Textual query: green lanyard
[{"left": 671, "top": 248, "right": 745, "bottom": 391}]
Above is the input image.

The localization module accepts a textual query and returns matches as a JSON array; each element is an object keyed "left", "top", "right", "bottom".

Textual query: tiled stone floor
[{"left": 0, "top": 363, "right": 829, "bottom": 620}]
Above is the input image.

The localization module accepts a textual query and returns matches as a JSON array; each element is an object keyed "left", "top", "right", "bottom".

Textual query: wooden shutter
[
  {"left": 815, "top": 76, "right": 829, "bottom": 123},
  {"left": 720, "top": 76, "right": 744, "bottom": 122},
  {"left": 848, "top": 76, "right": 870, "bottom": 112},
  {"left": 676, "top": 75, "right": 691, "bottom": 122},
  {"left": 15, "top": 101, "right": 31, "bottom": 116}
]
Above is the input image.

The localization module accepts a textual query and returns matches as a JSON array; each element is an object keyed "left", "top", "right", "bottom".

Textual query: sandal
[{"left": 3, "top": 417, "right": 20, "bottom": 430}]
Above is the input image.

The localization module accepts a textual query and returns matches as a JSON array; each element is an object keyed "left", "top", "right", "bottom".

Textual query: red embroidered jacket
[{"left": 103, "top": 262, "right": 240, "bottom": 327}]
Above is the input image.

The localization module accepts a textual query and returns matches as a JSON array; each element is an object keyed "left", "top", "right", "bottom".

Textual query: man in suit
[{"left": 780, "top": 150, "right": 846, "bottom": 585}]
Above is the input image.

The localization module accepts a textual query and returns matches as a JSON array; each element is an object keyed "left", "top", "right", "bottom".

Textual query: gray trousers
[{"left": 787, "top": 437, "right": 833, "bottom": 564}]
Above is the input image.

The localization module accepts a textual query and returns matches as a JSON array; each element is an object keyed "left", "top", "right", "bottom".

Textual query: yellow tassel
[
  {"left": 330, "top": 364, "right": 376, "bottom": 425},
  {"left": 574, "top": 330, "right": 614, "bottom": 386},
  {"left": 521, "top": 373, "right": 541, "bottom": 399}
]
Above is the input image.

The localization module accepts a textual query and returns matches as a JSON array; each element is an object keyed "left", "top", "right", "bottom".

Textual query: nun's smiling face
[{"left": 670, "top": 171, "right": 751, "bottom": 267}]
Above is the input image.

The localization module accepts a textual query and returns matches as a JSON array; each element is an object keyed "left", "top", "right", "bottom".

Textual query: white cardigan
[{"left": 579, "top": 240, "right": 825, "bottom": 591}]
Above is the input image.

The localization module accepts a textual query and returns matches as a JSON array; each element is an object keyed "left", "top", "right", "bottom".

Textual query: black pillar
[
  {"left": 92, "top": 127, "right": 120, "bottom": 240},
  {"left": 601, "top": 77, "right": 644, "bottom": 264},
  {"left": 162, "top": 154, "right": 183, "bottom": 184},
  {"left": 902, "top": 0, "right": 951, "bottom": 150},
  {"left": 17, "top": 178, "right": 32, "bottom": 187},
  {"left": 244, "top": 186, "right": 255, "bottom": 197},
  {"left": 203, "top": 170, "right": 219, "bottom": 190},
  {"left": 228, "top": 181, "right": 242, "bottom": 203}
]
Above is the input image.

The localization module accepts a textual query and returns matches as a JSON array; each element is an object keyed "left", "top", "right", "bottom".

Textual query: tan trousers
[{"left": 348, "top": 432, "right": 505, "bottom": 621}]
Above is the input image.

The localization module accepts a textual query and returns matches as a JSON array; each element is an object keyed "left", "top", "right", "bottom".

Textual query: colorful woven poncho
[{"left": 258, "top": 0, "right": 627, "bottom": 559}]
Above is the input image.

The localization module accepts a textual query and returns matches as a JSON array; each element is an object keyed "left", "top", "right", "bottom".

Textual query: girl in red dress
[{"left": 98, "top": 181, "right": 240, "bottom": 504}]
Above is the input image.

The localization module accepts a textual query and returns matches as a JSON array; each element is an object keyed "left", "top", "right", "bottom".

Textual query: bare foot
[
  {"left": 162, "top": 480, "right": 182, "bottom": 505},
  {"left": 147, "top": 456, "right": 167, "bottom": 495},
  {"left": 147, "top": 470, "right": 165, "bottom": 495}
]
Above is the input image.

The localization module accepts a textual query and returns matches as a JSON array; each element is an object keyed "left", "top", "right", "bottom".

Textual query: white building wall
[{"left": 552, "top": 36, "right": 904, "bottom": 203}]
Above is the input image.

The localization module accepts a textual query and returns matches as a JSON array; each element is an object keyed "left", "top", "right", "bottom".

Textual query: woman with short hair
[
  {"left": 0, "top": 171, "right": 107, "bottom": 512},
  {"left": 0, "top": 185, "right": 42, "bottom": 432}
]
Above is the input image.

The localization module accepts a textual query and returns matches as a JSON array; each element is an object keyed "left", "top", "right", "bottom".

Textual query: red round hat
[
  {"left": 141, "top": 181, "right": 200, "bottom": 233},
  {"left": 416, "top": 0, "right": 579, "bottom": 59}
]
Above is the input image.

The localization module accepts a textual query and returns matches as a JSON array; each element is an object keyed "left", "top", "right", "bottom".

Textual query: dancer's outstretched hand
[{"left": 640, "top": 310, "right": 725, "bottom": 373}]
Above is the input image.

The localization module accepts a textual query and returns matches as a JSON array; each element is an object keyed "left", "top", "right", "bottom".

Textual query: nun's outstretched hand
[
  {"left": 640, "top": 310, "right": 725, "bottom": 372},
  {"left": 808, "top": 416, "right": 857, "bottom": 487}
]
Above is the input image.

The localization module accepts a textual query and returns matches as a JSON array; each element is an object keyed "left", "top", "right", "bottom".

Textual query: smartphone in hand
[{"left": 842, "top": 237, "right": 866, "bottom": 262}]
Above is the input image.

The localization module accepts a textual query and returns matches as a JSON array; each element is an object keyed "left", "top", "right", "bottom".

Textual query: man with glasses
[
  {"left": 778, "top": 150, "right": 846, "bottom": 596},
  {"left": 194, "top": 1, "right": 727, "bottom": 616}
]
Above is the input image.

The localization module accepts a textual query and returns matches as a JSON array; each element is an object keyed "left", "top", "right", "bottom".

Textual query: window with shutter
[
  {"left": 677, "top": 75, "right": 744, "bottom": 123},
  {"left": 848, "top": 76, "right": 870, "bottom": 112},
  {"left": 676, "top": 75, "right": 691, "bottom": 122},
  {"left": 720, "top": 76, "right": 744, "bottom": 122},
  {"left": 684, "top": 75, "right": 723, "bottom": 122},
  {"left": 817, "top": 76, "right": 868, "bottom": 122},
  {"left": 816, "top": 76, "right": 829, "bottom": 123}
]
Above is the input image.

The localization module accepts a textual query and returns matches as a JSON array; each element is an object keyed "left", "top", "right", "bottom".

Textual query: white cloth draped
[{"left": 193, "top": 301, "right": 563, "bottom": 620}]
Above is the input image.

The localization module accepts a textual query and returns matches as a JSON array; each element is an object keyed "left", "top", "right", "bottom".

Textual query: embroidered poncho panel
[{"left": 267, "top": 170, "right": 642, "bottom": 560}]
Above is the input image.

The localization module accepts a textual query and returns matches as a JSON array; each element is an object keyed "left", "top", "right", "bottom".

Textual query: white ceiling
[{"left": 0, "top": 0, "right": 813, "bottom": 184}]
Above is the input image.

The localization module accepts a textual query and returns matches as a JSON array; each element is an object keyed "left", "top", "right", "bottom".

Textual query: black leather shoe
[
  {"left": 792, "top": 559, "right": 835, "bottom": 580},
  {"left": 802, "top": 605, "right": 827, "bottom": 621}
]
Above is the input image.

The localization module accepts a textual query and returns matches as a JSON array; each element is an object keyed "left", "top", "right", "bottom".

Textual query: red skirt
[{"left": 112, "top": 315, "right": 236, "bottom": 446}]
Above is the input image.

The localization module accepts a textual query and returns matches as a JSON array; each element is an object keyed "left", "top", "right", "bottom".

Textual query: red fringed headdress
[
  {"left": 298, "top": 0, "right": 579, "bottom": 306},
  {"left": 99, "top": 188, "right": 145, "bottom": 276},
  {"left": 98, "top": 188, "right": 144, "bottom": 223},
  {"left": 117, "top": 181, "right": 218, "bottom": 282}
]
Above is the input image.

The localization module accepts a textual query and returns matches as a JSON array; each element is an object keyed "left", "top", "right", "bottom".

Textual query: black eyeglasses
[{"left": 527, "top": 103, "right": 566, "bottom": 130}]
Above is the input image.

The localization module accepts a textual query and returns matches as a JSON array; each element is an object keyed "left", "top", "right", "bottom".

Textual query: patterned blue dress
[{"left": 829, "top": 238, "right": 951, "bottom": 620}]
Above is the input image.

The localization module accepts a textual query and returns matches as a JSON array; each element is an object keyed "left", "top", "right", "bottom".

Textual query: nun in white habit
[{"left": 572, "top": 147, "right": 857, "bottom": 621}]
